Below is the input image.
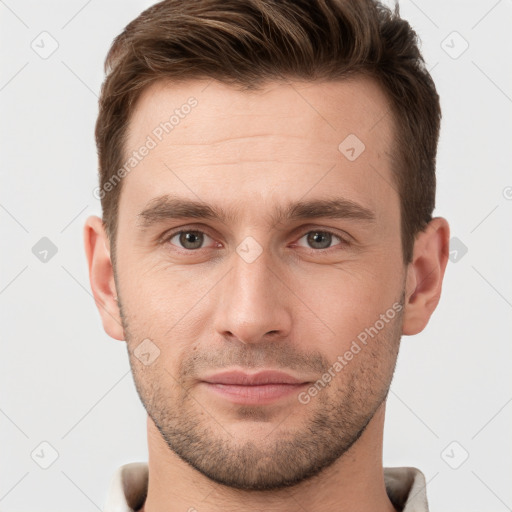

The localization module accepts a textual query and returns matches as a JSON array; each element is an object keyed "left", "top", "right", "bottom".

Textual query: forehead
[
  {"left": 120, "top": 76, "right": 396, "bottom": 227},
  {"left": 126, "top": 76, "right": 394, "bottom": 151}
]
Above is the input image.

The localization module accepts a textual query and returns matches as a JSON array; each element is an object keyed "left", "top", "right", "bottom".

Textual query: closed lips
[{"left": 202, "top": 370, "right": 308, "bottom": 386}]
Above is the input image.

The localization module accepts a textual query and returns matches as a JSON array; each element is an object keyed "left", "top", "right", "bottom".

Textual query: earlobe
[
  {"left": 83, "top": 215, "right": 125, "bottom": 341},
  {"left": 402, "top": 217, "right": 450, "bottom": 336}
]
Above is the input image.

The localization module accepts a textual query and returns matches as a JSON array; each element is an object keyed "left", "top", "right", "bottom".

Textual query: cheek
[
  {"left": 118, "top": 262, "right": 217, "bottom": 358},
  {"left": 295, "top": 263, "right": 402, "bottom": 346},
  {"left": 129, "top": 357, "right": 185, "bottom": 416}
]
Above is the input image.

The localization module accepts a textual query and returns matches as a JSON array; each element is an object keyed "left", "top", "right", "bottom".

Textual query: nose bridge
[{"left": 214, "top": 238, "right": 291, "bottom": 344}]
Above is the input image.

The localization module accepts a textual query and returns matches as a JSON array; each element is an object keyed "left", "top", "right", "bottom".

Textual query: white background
[{"left": 1, "top": 0, "right": 511, "bottom": 510}]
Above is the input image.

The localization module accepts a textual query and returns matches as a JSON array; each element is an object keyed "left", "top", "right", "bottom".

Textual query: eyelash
[{"left": 160, "top": 226, "right": 351, "bottom": 253}]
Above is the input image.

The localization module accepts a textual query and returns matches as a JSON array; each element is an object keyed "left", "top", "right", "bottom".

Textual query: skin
[{"left": 84, "top": 77, "right": 450, "bottom": 512}]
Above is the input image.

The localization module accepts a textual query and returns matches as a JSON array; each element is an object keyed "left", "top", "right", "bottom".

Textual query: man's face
[{"left": 114, "top": 77, "right": 406, "bottom": 490}]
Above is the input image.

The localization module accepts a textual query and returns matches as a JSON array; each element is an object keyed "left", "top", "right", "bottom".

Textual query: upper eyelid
[
  {"left": 295, "top": 230, "right": 346, "bottom": 244},
  {"left": 160, "top": 225, "right": 215, "bottom": 244}
]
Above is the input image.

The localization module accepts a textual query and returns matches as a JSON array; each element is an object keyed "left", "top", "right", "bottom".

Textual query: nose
[{"left": 213, "top": 245, "right": 293, "bottom": 345}]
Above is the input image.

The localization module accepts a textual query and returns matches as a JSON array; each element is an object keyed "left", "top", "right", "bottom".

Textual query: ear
[
  {"left": 83, "top": 215, "right": 125, "bottom": 341},
  {"left": 402, "top": 217, "right": 450, "bottom": 336}
]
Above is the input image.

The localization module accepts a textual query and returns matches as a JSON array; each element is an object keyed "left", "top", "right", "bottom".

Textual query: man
[{"left": 84, "top": 0, "right": 449, "bottom": 510}]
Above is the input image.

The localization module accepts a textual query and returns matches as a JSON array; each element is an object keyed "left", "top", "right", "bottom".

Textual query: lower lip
[{"left": 201, "top": 382, "right": 307, "bottom": 405}]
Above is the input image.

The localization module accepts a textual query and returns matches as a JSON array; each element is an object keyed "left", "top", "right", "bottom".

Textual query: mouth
[{"left": 200, "top": 370, "right": 311, "bottom": 405}]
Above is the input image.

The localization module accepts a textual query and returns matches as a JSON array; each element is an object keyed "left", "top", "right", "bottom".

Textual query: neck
[{"left": 141, "top": 402, "right": 396, "bottom": 512}]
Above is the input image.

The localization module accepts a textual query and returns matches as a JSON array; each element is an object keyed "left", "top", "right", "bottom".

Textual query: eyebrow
[{"left": 136, "top": 194, "right": 376, "bottom": 230}]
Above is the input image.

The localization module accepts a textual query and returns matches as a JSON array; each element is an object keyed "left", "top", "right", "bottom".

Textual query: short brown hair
[{"left": 95, "top": 0, "right": 441, "bottom": 265}]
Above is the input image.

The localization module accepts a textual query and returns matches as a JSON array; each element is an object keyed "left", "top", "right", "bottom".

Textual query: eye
[
  {"left": 161, "top": 227, "right": 350, "bottom": 253},
  {"left": 166, "top": 230, "right": 215, "bottom": 250},
  {"left": 295, "top": 230, "right": 347, "bottom": 250}
]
